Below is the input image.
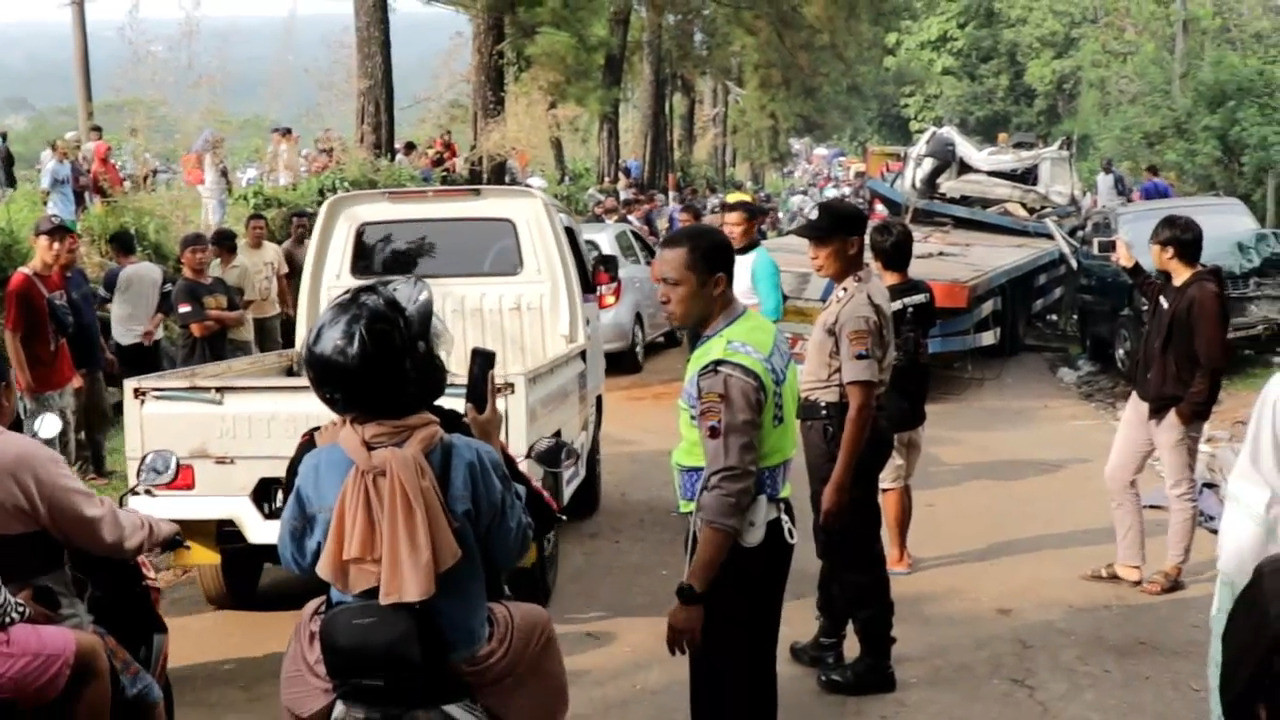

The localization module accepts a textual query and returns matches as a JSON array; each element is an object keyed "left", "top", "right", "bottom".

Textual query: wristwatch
[{"left": 675, "top": 582, "right": 706, "bottom": 606}]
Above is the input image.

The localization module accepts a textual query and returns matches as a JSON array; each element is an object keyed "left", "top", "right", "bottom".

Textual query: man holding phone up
[{"left": 1083, "top": 215, "right": 1229, "bottom": 596}]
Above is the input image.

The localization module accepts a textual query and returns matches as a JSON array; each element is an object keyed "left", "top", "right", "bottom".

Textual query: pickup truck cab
[{"left": 123, "top": 186, "right": 613, "bottom": 609}]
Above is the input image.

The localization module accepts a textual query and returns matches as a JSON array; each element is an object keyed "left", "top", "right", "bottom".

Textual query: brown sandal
[
  {"left": 83, "top": 474, "right": 110, "bottom": 487},
  {"left": 1081, "top": 563, "right": 1140, "bottom": 586},
  {"left": 1139, "top": 570, "right": 1185, "bottom": 596}
]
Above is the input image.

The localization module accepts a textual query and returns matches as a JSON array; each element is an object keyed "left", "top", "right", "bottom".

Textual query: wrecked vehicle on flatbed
[{"left": 1075, "top": 195, "right": 1280, "bottom": 375}]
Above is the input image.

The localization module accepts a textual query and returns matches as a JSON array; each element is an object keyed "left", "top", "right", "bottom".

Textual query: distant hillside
[{"left": 0, "top": 10, "right": 472, "bottom": 161}]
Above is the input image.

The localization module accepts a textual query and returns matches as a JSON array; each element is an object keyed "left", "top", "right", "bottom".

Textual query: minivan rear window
[{"left": 350, "top": 219, "right": 523, "bottom": 278}]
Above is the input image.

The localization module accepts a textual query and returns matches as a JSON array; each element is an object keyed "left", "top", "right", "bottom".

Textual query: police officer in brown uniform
[{"left": 787, "top": 199, "right": 898, "bottom": 696}]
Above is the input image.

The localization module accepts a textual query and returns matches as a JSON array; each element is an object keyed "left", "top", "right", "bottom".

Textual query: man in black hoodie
[{"left": 1083, "top": 214, "right": 1229, "bottom": 596}]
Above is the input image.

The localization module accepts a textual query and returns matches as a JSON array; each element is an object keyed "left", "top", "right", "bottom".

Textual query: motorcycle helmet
[{"left": 302, "top": 278, "right": 441, "bottom": 420}]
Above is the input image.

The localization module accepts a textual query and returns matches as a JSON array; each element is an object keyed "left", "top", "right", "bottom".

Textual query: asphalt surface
[{"left": 161, "top": 349, "right": 1217, "bottom": 719}]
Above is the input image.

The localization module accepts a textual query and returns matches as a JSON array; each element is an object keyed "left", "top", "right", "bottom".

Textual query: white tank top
[{"left": 733, "top": 249, "right": 760, "bottom": 307}]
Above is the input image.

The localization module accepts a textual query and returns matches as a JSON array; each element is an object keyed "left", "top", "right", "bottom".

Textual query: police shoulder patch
[{"left": 846, "top": 329, "right": 871, "bottom": 360}]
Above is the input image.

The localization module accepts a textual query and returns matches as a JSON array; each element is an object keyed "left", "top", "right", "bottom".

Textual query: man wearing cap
[
  {"left": 656, "top": 224, "right": 800, "bottom": 719},
  {"left": 786, "top": 199, "right": 898, "bottom": 697},
  {"left": 3, "top": 215, "right": 84, "bottom": 462},
  {"left": 171, "top": 232, "right": 246, "bottom": 367}
]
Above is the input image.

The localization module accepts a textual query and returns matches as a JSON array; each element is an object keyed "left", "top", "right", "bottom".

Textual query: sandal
[
  {"left": 1081, "top": 563, "right": 1140, "bottom": 586},
  {"left": 1139, "top": 570, "right": 1185, "bottom": 596},
  {"left": 83, "top": 474, "right": 110, "bottom": 487}
]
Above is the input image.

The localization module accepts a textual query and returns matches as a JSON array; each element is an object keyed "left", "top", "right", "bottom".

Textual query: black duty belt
[{"left": 797, "top": 399, "right": 848, "bottom": 421}]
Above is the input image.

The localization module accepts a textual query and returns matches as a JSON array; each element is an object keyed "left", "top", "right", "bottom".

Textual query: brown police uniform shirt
[
  {"left": 798, "top": 268, "right": 894, "bottom": 402},
  {"left": 691, "top": 302, "right": 769, "bottom": 536}
]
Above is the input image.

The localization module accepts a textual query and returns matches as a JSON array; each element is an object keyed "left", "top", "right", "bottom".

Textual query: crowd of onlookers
[
  {"left": 2, "top": 204, "right": 314, "bottom": 486},
  {"left": 392, "top": 129, "right": 462, "bottom": 184}
]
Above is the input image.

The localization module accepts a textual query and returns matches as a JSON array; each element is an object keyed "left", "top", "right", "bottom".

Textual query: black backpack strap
[{"left": 434, "top": 435, "right": 453, "bottom": 493}]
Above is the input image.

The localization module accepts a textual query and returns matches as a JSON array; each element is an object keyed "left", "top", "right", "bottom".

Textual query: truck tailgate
[{"left": 125, "top": 376, "right": 513, "bottom": 495}]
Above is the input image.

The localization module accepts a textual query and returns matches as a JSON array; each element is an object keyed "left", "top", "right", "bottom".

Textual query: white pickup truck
[{"left": 123, "top": 186, "right": 614, "bottom": 609}]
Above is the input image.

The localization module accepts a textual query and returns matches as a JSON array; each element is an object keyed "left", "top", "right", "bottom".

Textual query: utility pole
[
  {"left": 70, "top": 0, "right": 95, "bottom": 142},
  {"left": 1172, "top": 0, "right": 1187, "bottom": 100}
]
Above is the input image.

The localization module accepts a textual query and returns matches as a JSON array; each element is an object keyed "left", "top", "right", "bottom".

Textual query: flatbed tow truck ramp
[{"left": 769, "top": 223, "right": 1068, "bottom": 363}]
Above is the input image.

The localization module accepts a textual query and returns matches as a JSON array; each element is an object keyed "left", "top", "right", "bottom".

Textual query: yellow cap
[{"left": 725, "top": 192, "right": 754, "bottom": 204}]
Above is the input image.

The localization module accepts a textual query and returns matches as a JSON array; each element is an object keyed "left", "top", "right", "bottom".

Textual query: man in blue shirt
[
  {"left": 59, "top": 233, "right": 115, "bottom": 486},
  {"left": 1138, "top": 164, "right": 1176, "bottom": 200}
]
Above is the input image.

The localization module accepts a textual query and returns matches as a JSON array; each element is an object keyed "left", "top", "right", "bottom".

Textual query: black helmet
[{"left": 302, "top": 278, "right": 445, "bottom": 420}]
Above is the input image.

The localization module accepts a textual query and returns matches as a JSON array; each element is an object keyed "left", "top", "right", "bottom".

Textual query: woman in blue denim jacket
[{"left": 276, "top": 278, "right": 569, "bottom": 720}]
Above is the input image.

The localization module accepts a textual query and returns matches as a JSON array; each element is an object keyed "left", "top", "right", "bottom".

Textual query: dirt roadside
[{"left": 160, "top": 349, "right": 1221, "bottom": 719}]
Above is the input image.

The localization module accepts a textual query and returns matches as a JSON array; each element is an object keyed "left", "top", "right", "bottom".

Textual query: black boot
[
  {"left": 817, "top": 656, "right": 897, "bottom": 696},
  {"left": 788, "top": 617, "right": 846, "bottom": 669}
]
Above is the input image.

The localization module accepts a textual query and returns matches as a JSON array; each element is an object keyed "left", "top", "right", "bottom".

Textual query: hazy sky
[{"left": 4, "top": 0, "right": 438, "bottom": 23}]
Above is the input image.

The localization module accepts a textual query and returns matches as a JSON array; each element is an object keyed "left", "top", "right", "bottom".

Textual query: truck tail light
[{"left": 168, "top": 464, "right": 196, "bottom": 491}]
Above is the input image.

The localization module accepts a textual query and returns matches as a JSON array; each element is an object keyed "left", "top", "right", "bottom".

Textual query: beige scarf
[{"left": 314, "top": 413, "right": 462, "bottom": 605}]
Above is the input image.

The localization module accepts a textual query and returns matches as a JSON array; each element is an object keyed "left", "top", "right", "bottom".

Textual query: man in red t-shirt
[
  {"left": 434, "top": 130, "right": 459, "bottom": 173},
  {"left": 3, "top": 214, "right": 82, "bottom": 462}
]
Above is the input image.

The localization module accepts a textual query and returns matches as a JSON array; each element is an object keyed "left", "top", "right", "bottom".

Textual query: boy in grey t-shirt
[{"left": 98, "top": 230, "right": 172, "bottom": 378}]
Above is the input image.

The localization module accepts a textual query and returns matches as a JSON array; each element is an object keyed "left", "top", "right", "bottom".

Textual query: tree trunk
[
  {"left": 677, "top": 73, "right": 695, "bottom": 168},
  {"left": 353, "top": 0, "right": 394, "bottom": 158},
  {"left": 713, "top": 81, "right": 728, "bottom": 183},
  {"left": 595, "top": 0, "right": 632, "bottom": 185},
  {"left": 641, "top": 1, "right": 668, "bottom": 190},
  {"left": 470, "top": 2, "right": 508, "bottom": 184},
  {"left": 548, "top": 99, "right": 567, "bottom": 184}
]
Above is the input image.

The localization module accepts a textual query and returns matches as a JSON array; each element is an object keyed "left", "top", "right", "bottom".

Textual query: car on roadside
[
  {"left": 580, "top": 222, "right": 681, "bottom": 372},
  {"left": 1074, "top": 195, "right": 1280, "bottom": 377}
]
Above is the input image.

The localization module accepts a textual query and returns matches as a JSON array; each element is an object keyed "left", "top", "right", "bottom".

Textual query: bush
[
  {"left": 234, "top": 158, "right": 425, "bottom": 240},
  {"left": 0, "top": 186, "right": 45, "bottom": 287}
]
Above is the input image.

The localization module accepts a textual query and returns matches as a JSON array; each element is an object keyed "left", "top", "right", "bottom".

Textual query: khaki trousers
[{"left": 1104, "top": 392, "right": 1203, "bottom": 568}]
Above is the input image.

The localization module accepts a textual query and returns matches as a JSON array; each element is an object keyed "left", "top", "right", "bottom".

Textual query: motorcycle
[
  {"left": 24, "top": 412, "right": 183, "bottom": 719},
  {"left": 324, "top": 435, "right": 581, "bottom": 720}
]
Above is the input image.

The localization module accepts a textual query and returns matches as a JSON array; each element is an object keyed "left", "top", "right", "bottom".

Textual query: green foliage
[
  {"left": 1, "top": 187, "right": 189, "bottom": 284},
  {"left": 882, "top": 0, "right": 1280, "bottom": 215},
  {"left": 234, "top": 158, "right": 425, "bottom": 238},
  {"left": 547, "top": 158, "right": 597, "bottom": 215}
]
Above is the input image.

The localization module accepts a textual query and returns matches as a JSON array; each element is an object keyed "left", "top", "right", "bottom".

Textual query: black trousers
[
  {"left": 688, "top": 505, "right": 795, "bottom": 720},
  {"left": 113, "top": 341, "right": 164, "bottom": 380},
  {"left": 800, "top": 415, "right": 895, "bottom": 661}
]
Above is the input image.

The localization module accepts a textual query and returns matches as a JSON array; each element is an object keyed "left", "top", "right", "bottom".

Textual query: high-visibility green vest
[{"left": 671, "top": 309, "right": 799, "bottom": 514}]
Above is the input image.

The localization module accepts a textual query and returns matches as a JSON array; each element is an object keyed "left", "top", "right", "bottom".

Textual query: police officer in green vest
[
  {"left": 787, "top": 199, "right": 898, "bottom": 697},
  {"left": 656, "top": 224, "right": 800, "bottom": 720}
]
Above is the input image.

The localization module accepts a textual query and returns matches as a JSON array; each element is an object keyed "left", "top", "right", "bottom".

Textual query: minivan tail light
[{"left": 168, "top": 464, "right": 196, "bottom": 491}]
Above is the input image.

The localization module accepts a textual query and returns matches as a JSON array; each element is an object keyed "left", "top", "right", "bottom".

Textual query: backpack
[{"left": 180, "top": 153, "right": 204, "bottom": 186}]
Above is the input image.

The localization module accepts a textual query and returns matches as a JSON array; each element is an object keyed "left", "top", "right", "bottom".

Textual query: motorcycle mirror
[
  {"left": 524, "top": 437, "right": 580, "bottom": 473},
  {"left": 137, "top": 450, "right": 180, "bottom": 487},
  {"left": 30, "top": 412, "right": 63, "bottom": 441}
]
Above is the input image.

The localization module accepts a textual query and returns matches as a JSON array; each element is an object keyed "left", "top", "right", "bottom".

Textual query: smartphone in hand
[{"left": 466, "top": 347, "right": 497, "bottom": 415}]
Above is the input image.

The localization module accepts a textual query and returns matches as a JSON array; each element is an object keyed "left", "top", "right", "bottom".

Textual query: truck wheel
[
  {"left": 507, "top": 528, "right": 559, "bottom": 607},
  {"left": 999, "top": 282, "right": 1032, "bottom": 356},
  {"left": 196, "top": 554, "right": 264, "bottom": 610},
  {"left": 1079, "top": 318, "right": 1110, "bottom": 363},
  {"left": 564, "top": 424, "right": 602, "bottom": 520},
  {"left": 615, "top": 319, "right": 646, "bottom": 374}
]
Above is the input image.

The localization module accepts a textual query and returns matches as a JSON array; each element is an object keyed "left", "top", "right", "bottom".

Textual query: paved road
[{"left": 162, "top": 349, "right": 1216, "bottom": 719}]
